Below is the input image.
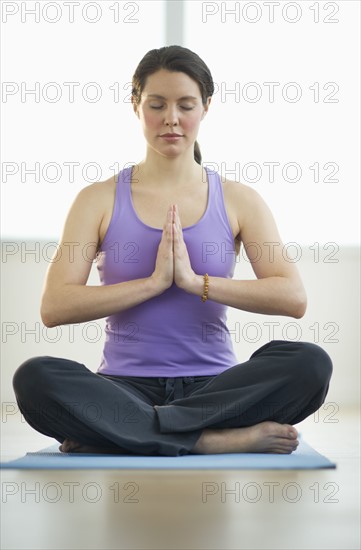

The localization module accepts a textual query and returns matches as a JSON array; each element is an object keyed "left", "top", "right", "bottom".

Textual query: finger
[
  {"left": 176, "top": 212, "right": 183, "bottom": 236},
  {"left": 173, "top": 227, "right": 178, "bottom": 244},
  {"left": 170, "top": 209, "right": 175, "bottom": 240},
  {"left": 163, "top": 209, "right": 171, "bottom": 229},
  {"left": 164, "top": 205, "right": 172, "bottom": 228},
  {"left": 164, "top": 209, "right": 173, "bottom": 239},
  {"left": 173, "top": 222, "right": 182, "bottom": 247},
  {"left": 174, "top": 205, "right": 182, "bottom": 228}
]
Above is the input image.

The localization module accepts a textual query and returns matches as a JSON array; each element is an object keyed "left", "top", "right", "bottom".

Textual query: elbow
[
  {"left": 40, "top": 298, "right": 59, "bottom": 328},
  {"left": 41, "top": 310, "right": 58, "bottom": 329},
  {"left": 291, "top": 290, "right": 307, "bottom": 319},
  {"left": 42, "top": 318, "right": 59, "bottom": 329}
]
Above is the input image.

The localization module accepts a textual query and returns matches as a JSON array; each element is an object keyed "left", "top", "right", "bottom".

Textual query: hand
[
  {"left": 172, "top": 204, "right": 197, "bottom": 291},
  {"left": 150, "top": 206, "right": 174, "bottom": 292}
]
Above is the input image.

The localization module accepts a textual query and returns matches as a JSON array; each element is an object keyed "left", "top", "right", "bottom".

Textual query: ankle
[{"left": 191, "top": 428, "right": 220, "bottom": 454}]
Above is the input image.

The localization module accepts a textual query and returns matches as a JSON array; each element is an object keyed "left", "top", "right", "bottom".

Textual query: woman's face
[{"left": 132, "top": 69, "right": 211, "bottom": 159}]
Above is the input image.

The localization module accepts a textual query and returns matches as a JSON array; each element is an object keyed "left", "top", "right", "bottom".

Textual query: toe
[{"left": 284, "top": 425, "right": 298, "bottom": 439}]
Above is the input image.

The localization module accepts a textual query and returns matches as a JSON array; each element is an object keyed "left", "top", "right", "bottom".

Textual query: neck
[{"left": 135, "top": 148, "right": 203, "bottom": 188}]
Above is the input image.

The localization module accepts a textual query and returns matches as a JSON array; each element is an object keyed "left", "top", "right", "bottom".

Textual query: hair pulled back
[{"left": 131, "top": 45, "right": 214, "bottom": 165}]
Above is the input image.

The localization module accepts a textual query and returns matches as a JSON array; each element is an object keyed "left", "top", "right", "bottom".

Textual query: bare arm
[
  {"left": 181, "top": 184, "right": 307, "bottom": 319},
  {"left": 40, "top": 183, "right": 173, "bottom": 328}
]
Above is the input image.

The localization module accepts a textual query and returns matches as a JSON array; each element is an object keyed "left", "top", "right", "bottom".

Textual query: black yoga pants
[{"left": 12, "top": 340, "right": 333, "bottom": 456}]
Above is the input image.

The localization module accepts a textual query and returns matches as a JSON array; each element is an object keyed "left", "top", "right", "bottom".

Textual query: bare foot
[
  {"left": 190, "top": 421, "right": 300, "bottom": 455},
  {"left": 59, "top": 438, "right": 126, "bottom": 454}
]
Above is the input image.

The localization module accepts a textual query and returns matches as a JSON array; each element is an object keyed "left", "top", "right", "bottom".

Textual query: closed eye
[{"left": 150, "top": 106, "right": 194, "bottom": 111}]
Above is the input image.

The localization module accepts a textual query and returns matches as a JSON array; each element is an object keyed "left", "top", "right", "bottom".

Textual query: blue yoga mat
[{"left": 0, "top": 436, "right": 336, "bottom": 470}]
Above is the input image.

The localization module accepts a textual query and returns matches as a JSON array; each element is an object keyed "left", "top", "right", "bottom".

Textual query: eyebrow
[{"left": 146, "top": 94, "right": 198, "bottom": 101}]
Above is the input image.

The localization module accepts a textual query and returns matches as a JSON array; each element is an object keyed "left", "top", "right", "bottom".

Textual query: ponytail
[{"left": 194, "top": 140, "right": 202, "bottom": 165}]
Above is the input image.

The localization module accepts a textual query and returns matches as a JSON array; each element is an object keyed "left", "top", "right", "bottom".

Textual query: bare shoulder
[
  {"left": 222, "top": 177, "right": 263, "bottom": 205},
  {"left": 77, "top": 173, "right": 117, "bottom": 203},
  {"left": 222, "top": 177, "right": 268, "bottom": 233},
  {"left": 73, "top": 174, "right": 117, "bottom": 226},
  {"left": 64, "top": 174, "right": 117, "bottom": 249},
  {"left": 90, "top": 174, "right": 118, "bottom": 245}
]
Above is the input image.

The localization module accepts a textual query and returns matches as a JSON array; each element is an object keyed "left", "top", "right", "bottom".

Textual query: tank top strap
[
  {"left": 117, "top": 164, "right": 133, "bottom": 211},
  {"left": 204, "top": 166, "right": 235, "bottom": 244}
]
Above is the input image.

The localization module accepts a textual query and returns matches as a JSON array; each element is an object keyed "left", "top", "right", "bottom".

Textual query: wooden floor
[{"left": 1, "top": 406, "right": 359, "bottom": 550}]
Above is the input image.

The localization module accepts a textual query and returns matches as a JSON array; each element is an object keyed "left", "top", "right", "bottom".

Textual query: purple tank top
[{"left": 95, "top": 165, "right": 238, "bottom": 377}]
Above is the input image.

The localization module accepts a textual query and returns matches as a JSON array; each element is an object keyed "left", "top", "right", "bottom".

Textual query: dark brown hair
[{"left": 131, "top": 45, "right": 214, "bottom": 165}]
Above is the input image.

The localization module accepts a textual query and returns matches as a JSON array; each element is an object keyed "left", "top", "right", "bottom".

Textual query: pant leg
[
  {"left": 12, "top": 356, "right": 203, "bottom": 456},
  {"left": 155, "top": 341, "right": 333, "bottom": 433}
]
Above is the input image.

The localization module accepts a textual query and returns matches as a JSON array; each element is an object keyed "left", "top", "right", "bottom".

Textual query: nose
[{"left": 164, "top": 105, "right": 179, "bottom": 127}]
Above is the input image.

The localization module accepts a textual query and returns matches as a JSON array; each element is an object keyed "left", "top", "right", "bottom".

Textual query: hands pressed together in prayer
[{"left": 151, "top": 204, "right": 202, "bottom": 294}]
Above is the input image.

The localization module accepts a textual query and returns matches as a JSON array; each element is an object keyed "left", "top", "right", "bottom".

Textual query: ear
[
  {"left": 131, "top": 96, "right": 139, "bottom": 118},
  {"left": 201, "top": 96, "right": 212, "bottom": 119}
]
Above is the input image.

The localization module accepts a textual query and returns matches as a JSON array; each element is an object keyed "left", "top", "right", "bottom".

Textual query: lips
[{"left": 160, "top": 133, "right": 183, "bottom": 137}]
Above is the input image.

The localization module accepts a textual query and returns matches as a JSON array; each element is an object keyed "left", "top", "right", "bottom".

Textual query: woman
[{"left": 12, "top": 46, "right": 332, "bottom": 457}]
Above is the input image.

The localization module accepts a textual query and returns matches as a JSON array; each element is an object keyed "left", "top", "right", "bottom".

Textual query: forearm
[
  {"left": 185, "top": 275, "right": 307, "bottom": 318},
  {"left": 41, "top": 277, "right": 163, "bottom": 327}
]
